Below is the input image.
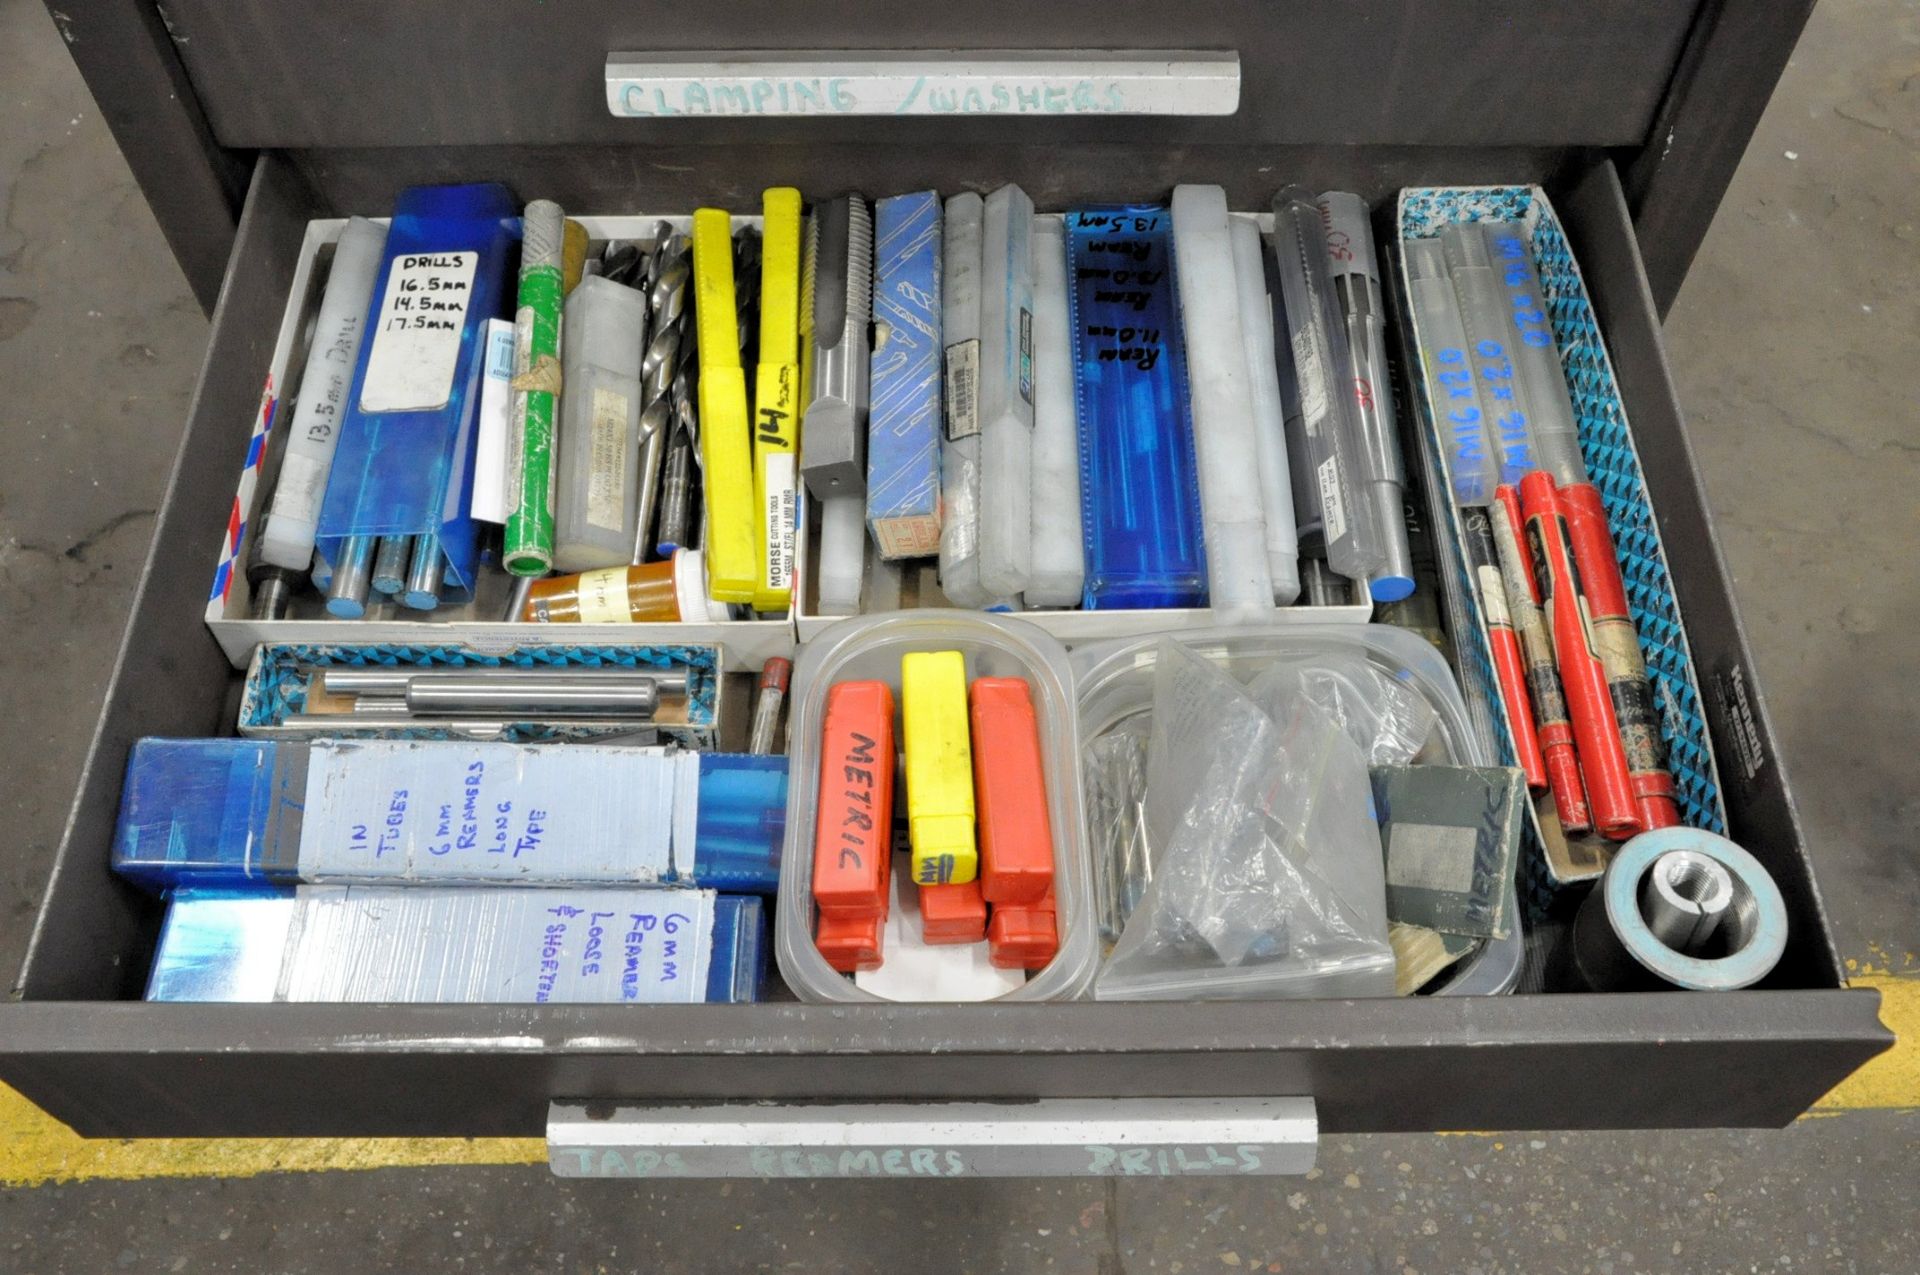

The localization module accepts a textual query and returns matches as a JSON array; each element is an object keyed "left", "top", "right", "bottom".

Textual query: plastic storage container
[
  {"left": 1071, "top": 623, "right": 1523, "bottom": 997},
  {"left": 775, "top": 611, "right": 1097, "bottom": 1001}
]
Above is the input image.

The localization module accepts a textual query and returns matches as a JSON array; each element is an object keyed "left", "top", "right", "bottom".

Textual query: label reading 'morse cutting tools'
[
  {"left": 762, "top": 451, "right": 797, "bottom": 593},
  {"left": 586, "top": 388, "right": 631, "bottom": 532},
  {"left": 360, "top": 252, "right": 478, "bottom": 412}
]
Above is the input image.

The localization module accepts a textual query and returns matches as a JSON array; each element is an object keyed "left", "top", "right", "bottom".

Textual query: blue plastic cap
[
  {"left": 688, "top": 754, "right": 788, "bottom": 894},
  {"left": 324, "top": 596, "right": 368, "bottom": 618},
  {"left": 112, "top": 738, "right": 299, "bottom": 893},
  {"left": 1369, "top": 574, "right": 1417, "bottom": 604}
]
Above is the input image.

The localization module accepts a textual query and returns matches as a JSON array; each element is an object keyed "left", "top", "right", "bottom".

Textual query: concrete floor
[{"left": 1, "top": 0, "right": 1916, "bottom": 1269}]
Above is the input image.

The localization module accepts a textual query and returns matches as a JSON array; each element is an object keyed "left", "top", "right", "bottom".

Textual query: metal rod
[
  {"left": 371, "top": 535, "right": 412, "bottom": 595},
  {"left": 323, "top": 535, "right": 376, "bottom": 618},
  {"left": 401, "top": 534, "right": 445, "bottom": 610},
  {"left": 404, "top": 680, "right": 660, "bottom": 717},
  {"left": 505, "top": 574, "right": 538, "bottom": 622}
]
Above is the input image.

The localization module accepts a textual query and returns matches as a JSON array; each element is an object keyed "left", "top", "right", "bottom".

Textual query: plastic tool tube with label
[
  {"left": 1269, "top": 187, "right": 1385, "bottom": 584},
  {"left": 1438, "top": 225, "right": 1537, "bottom": 483},
  {"left": 1462, "top": 506, "right": 1546, "bottom": 789},
  {"left": 978, "top": 184, "right": 1036, "bottom": 600},
  {"left": 1490, "top": 487, "right": 1589, "bottom": 833},
  {"left": 1518, "top": 472, "right": 1641, "bottom": 840},
  {"left": 1402, "top": 238, "right": 1498, "bottom": 506},
  {"left": 258, "top": 217, "right": 388, "bottom": 576},
  {"left": 504, "top": 198, "right": 565, "bottom": 576},
  {"left": 1228, "top": 214, "right": 1301, "bottom": 604},
  {"left": 692, "top": 208, "right": 759, "bottom": 604},
  {"left": 1064, "top": 206, "right": 1207, "bottom": 609},
  {"left": 902, "top": 650, "right": 977, "bottom": 886},
  {"left": 1171, "top": 185, "right": 1274, "bottom": 621},
  {"left": 1320, "top": 192, "right": 1414, "bottom": 602},
  {"left": 752, "top": 188, "right": 803, "bottom": 611},
  {"left": 318, "top": 182, "right": 518, "bottom": 614},
  {"left": 802, "top": 197, "right": 876, "bottom": 617},
  {"left": 938, "top": 191, "right": 990, "bottom": 608},
  {"left": 1027, "top": 217, "right": 1085, "bottom": 607},
  {"left": 554, "top": 275, "right": 648, "bottom": 571}
]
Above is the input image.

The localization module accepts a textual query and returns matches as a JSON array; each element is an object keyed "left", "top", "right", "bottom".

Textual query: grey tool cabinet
[{"left": 3, "top": 0, "right": 1889, "bottom": 1145}]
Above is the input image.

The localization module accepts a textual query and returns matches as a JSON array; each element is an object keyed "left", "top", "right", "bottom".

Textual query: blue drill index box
[{"left": 867, "top": 191, "right": 944, "bottom": 559}]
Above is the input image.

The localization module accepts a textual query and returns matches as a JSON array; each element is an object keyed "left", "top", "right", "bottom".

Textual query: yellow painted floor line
[
  {"left": 0, "top": 1085, "right": 542, "bottom": 1188},
  {"left": 0, "top": 960, "right": 1909, "bottom": 1187},
  {"left": 1811, "top": 955, "right": 1920, "bottom": 1114}
]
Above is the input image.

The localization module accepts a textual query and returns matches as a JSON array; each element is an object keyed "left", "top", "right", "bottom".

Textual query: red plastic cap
[
  {"left": 918, "top": 878, "right": 987, "bottom": 945},
  {"left": 812, "top": 681, "right": 896, "bottom": 919},
  {"left": 815, "top": 911, "right": 884, "bottom": 973},
  {"left": 969, "top": 677, "right": 1055, "bottom": 906},
  {"left": 987, "top": 900, "right": 1059, "bottom": 970}
]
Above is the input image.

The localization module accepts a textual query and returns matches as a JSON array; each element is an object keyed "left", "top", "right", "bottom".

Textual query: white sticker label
[
  {"left": 277, "top": 886, "right": 716, "bottom": 1004},
  {"left": 359, "top": 252, "right": 478, "bottom": 412},
  {"left": 1316, "top": 455, "right": 1347, "bottom": 543},
  {"left": 1476, "top": 564, "right": 1511, "bottom": 628},
  {"left": 295, "top": 739, "right": 674, "bottom": 883},
  {"left": 470, "top": 319, "right": 516, "bottom": 523},
  {"left": 1386, "top": 824, "right": 1479, "bottom": 895},
  {"left": 574, "top": 566, "right": 632, "bottom": 623},
  {"left": 762, "top": 451, "right": 797, "bottom": 593},
  {"left": 587, "top": 388, "right": 631, "bottom": 532},
  {"left": 1291, "top": 325, "right": 1328, "bottom": 421},
  {"left": 944, "top": 338, "right": 981, "bottom": 439}
]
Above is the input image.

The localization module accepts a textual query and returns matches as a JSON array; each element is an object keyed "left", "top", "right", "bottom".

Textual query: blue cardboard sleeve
[
  {"left": 867, "top": 191, "right": 944, "bottom": 559},
  {"left": 112, "top": 737, "right": 785, "bottom": 894},
  {"left": 146, "top": 886, "right": 767, "bottom": 1003}
]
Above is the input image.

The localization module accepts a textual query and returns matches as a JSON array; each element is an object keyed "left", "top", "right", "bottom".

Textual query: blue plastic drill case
[{"left": 5, "top": 0, "right": 1887, "bottom": 1144}]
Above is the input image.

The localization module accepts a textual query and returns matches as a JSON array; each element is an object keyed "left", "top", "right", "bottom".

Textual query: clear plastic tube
[
  {"left": 1403, "top": 238, "right": 1499, "bottom": 505},
  {"left": 1229, "top": 215, "right": 1301, "bottom": 604},
  {"left": 1480, "top": 221, "right": 1587, "bottom": 485},
  {"left": 1268, "top": 187, "right": 1386, "bottom": 581},
  {"left": 1026, "top": 217, "right": 1085, "bottom": 607},
  {"left": 1170, "top": 185, "right": 1274, "bottom": 622},
  {"left": 978, "top": 185, "right": 1036, "bottom": 599},
  {"left": 938, "top": 192, "right": 990, "bottom": 608}
]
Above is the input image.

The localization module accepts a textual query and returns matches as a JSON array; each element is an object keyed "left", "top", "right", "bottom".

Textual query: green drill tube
[{"left": 505, "top": 199, "right": 566, "bottom": 575}]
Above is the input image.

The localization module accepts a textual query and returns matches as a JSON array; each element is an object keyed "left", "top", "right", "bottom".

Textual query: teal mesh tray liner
[
  {"left": 241, "top": 643, "right": 719, "bottom": 742},
  {"left": 1396, "top": 187, "right": 1727, "bottom": 913}
]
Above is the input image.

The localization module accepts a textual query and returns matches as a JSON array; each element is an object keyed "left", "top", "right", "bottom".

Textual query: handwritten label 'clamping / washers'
[{"left": 902, "top": 651, "right": 977, "bottom": 885}]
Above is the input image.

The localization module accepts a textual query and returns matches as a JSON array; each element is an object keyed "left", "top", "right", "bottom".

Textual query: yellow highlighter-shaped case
[
  {"left": 752, "top": 188, "right": 803, "bottom": 611},
  {"left": 902, "top": 650, "right": 978, "bottom": 885},
  {"left": 691, "top": 208, "right": 758, "bottom": 604}
]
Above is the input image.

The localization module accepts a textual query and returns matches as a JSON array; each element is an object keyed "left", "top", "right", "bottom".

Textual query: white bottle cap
[{"left": 672, "top": 549, "right": 716, "bottom": 623}]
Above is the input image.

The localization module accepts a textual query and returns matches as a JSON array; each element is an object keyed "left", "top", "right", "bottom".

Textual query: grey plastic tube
[{"left": 555, "top": 275, "right": 649, "bottom": 570}]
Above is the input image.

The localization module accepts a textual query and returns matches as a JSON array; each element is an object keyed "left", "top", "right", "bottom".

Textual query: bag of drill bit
[
  {"left": 1096, "top": 639, "right": 1395, "bottom": 1000},
  {"left": 1246, "top": 653, "right": 1439, "bottom": 767}
]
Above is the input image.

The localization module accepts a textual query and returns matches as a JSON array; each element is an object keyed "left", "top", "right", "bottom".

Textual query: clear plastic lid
[{"left": 775, "top": 610, "right": 1097, "bottom": 1002}]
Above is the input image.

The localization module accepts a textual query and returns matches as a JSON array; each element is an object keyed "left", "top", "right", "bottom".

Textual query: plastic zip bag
[
  {"left": 1095, "top": 639, "right": 1395, "bottom": 1000},
  {"left": 1247, "top": 653, "right": 1438, "bottom": 767}
]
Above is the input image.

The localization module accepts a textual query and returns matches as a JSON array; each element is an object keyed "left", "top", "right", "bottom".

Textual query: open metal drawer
[{"left": 0, "top": 141, "right": 1889, "bottom": 1138}]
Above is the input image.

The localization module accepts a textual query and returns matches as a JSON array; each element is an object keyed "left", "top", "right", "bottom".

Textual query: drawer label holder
[
  {"left": 548, "top": 1097, "right": 1316, "bottom": 1178},
  {"left": 605, "top": 51, "right": 1241, "bottom": 119}
]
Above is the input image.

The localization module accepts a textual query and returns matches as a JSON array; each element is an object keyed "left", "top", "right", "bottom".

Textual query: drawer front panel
[{"left": 161, "top": 1, "right": 1695, "bottom": 150}]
